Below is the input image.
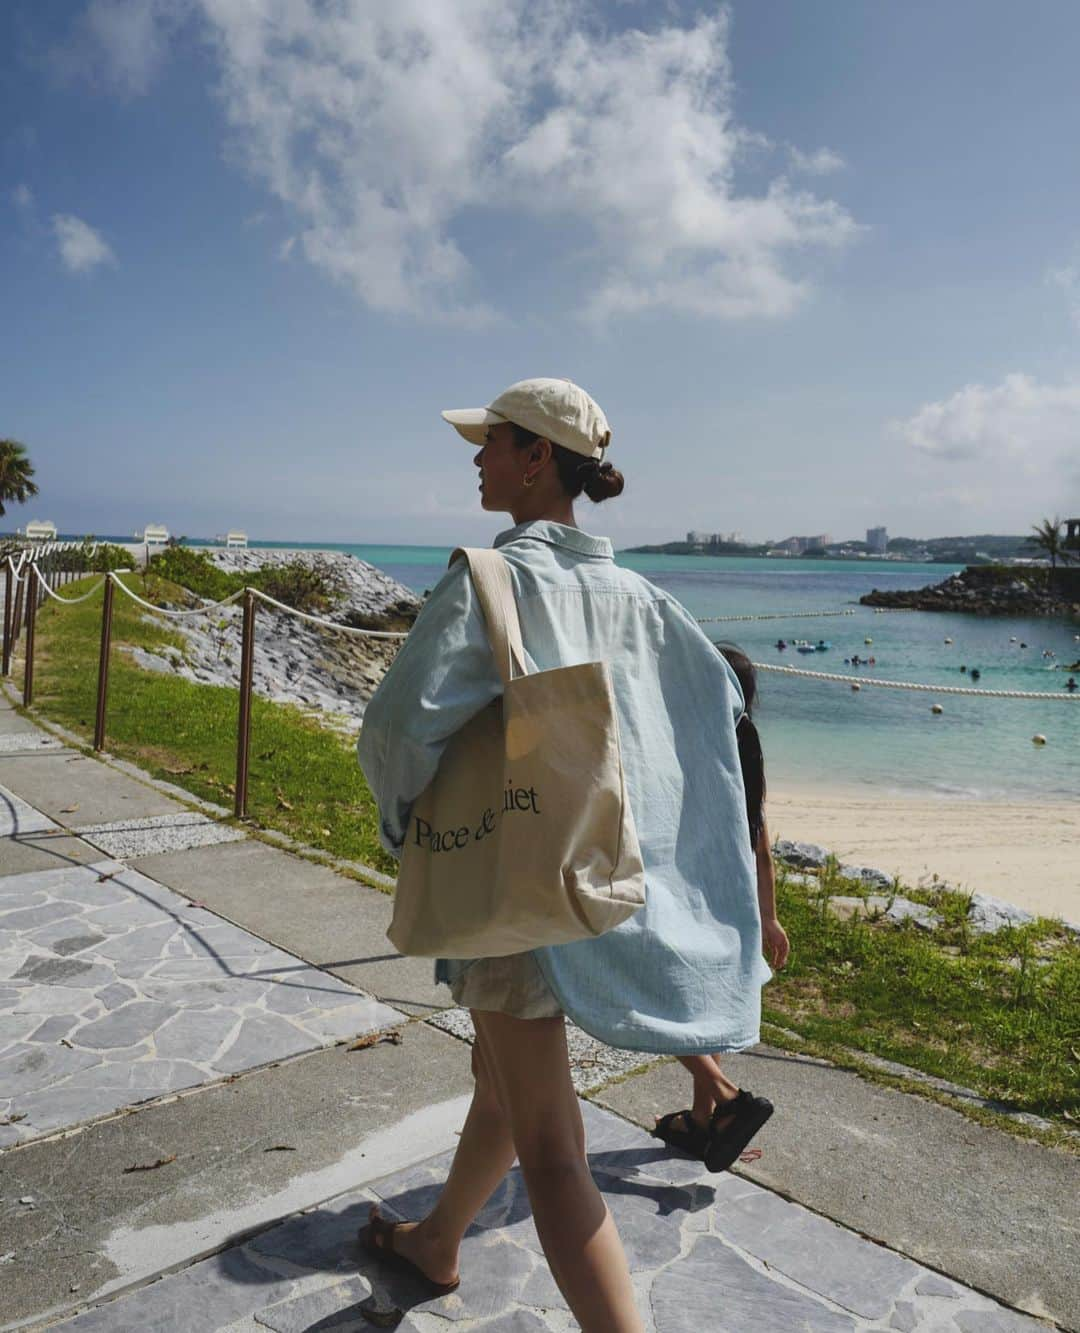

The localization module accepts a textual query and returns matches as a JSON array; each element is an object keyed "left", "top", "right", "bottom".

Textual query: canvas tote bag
[{"left": 388, "top": 547, "right": 646, "bottom": 958}]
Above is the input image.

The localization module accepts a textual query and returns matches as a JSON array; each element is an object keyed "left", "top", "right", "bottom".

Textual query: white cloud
[
  {"left": 890, "top": 372, "right": 1080, "bottom": 462},
  {"left": 61, "top": 0, "right": 859, "bottom": 322},
  {"left": 788, "top": 146, "right": 845, "bottom": 175},
  {"left": 888, "top": 371, "right": 1080, "bottom": 517},
  {"left": 56, "top": 0, "right": 192, "bottom": 96},
  {"left": 277, "top": 235, "right": 296, "bottom": 261},
  {"left": 1047, "top": 262, "right": 1080, "bottom": 328},
  {"left": 52, "top": 214, "right": 116, "bottom": 273},
  {"left": 12, "top": 183, "right": 34, "bottom": 211}
]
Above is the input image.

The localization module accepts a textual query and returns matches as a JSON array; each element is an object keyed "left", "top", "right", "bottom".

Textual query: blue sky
[{"left": 3, "top": 0, "right": 1080, "bottom": 548}]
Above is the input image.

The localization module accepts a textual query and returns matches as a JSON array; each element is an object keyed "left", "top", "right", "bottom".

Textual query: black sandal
[
  {"left": 357, "top": 1203, "right": 461, "bottom": 1297},
  {"left": 704, "top": 1090, "right": 774, "bottom": 1172},
  {"left": 651, "top": 1108, "right": 710, "bottom": 1159}
]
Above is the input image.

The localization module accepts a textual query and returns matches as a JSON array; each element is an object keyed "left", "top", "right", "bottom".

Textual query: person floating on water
[
  {"left": 1066, "top": 676, "right": 1078, "bottom": 693},
  {"left": 970, "top": 668, "right": 981, "bottom": 682}
]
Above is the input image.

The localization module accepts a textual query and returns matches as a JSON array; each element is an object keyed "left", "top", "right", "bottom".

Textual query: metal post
[
  {"left": 23, "top": 567, "right": 37, "bottom": 706},
  {"left": 94, "top": 576, "right": 115, "bottom": 752},
  {"left": 235, "top": 589, "right": 257, "bottom": 819},
  {"left": 2, "top": 562, "right": 12, "bottom": 676}
]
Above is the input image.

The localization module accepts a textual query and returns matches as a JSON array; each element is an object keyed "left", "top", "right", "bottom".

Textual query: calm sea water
[{"left": 124, "top": 536, "right": 1080, "bottom": 803}]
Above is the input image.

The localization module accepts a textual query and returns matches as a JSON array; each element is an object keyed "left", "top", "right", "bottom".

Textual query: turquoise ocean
[{"left": 131, "top": 538, "right": 1080, "bottom": 803}]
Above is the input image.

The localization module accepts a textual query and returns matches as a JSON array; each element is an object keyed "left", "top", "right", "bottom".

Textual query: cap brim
[{"left": 441, "top": 407, "right": 506, "bottom": 447}]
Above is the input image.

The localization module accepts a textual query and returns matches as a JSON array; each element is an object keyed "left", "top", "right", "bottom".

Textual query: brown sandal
[{"left": 357, "top": 1203, "right": 461, "bottom": 1297}]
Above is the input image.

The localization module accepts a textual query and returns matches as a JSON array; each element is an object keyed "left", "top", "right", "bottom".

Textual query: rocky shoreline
[
  {"left": 121, "top": 548, "right": 422, "bottom": 730},
  {"left": 860, "top": 564, "right": 1080, "bottom": 617}
]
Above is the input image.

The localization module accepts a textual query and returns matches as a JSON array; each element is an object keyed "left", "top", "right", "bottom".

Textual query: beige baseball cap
[{"left": 441, "top": 377, "right": 611, "bottom": 459}]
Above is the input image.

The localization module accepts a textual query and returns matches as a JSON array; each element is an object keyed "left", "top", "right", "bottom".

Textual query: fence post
[
  {"left": 10, "top": 569, "right": 24, "bottom": 662},
  {"left": 23, "top": 567, "right": 38, "bottom": 706},
  {"left": 94, "top": 576, "right": 115, "bottom": 752},
  {"left": 235, "top": 589, "right": 257, "bottom": 820},
  {"left": 2, "top": 561, "right": 12, "bottom": 676}
]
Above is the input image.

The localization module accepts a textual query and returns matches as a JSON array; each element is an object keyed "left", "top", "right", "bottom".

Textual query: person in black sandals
[{"left": 652, "top": 646, "right": 789, "bottom": 1170}]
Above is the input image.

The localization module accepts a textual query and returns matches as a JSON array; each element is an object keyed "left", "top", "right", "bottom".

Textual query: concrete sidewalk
[{"left": 1, "top": 694, "right": 1075, "bottom": 1331}]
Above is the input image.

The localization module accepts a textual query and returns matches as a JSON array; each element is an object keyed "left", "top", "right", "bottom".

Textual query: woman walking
[{"left": 357, "top": 378, "right": 772, "bottom": 1331}]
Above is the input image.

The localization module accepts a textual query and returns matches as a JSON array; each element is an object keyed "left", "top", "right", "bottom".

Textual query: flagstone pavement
[{"left": 48, "top": 1100, "right": 1047, "bottom": 1333}]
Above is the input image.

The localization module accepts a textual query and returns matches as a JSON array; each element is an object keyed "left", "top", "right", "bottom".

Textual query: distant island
[{"left": 623, "top": 533, "right": 1036, "bottom": 564}]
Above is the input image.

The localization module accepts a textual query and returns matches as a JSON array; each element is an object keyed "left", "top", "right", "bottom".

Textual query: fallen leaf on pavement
[
  {"left": 347, "top": 1031, "right": 404, "bottom": 1052},
  {"left": 123, "top": 1155, "right": 177, "bottom": 1174},
  {"left": 60, "top": 804, "right": 80, "bottom": 813},
  {"left": 0, "top": 1112, "right": 27, "bottom": 1126},
  {"left": 263, "top": 1145, "right": 296, "bottom": 1152}
]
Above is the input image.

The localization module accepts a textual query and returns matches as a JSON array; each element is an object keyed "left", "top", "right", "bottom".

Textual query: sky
[{"left": 3, "top": 0, "right": 1080, "bottom": 549}]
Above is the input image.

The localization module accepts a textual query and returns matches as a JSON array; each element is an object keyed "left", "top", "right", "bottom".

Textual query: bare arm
[
  {"left": 755, "top": 814, "right": 778, "bottom": 923},
  {"left": 755, "top": 814, "right": 789, "bottom": 969}
]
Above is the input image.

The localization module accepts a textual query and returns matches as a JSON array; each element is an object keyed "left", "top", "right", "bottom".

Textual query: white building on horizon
[
  {"left": 138, "top": 523, "right": 170, "bottom": 546},
  {"left": 23, "top": 519, "right": 57, "bottom": 541},
  {"left": 866, "top": 525, "right": 888, "bottom": 554}
]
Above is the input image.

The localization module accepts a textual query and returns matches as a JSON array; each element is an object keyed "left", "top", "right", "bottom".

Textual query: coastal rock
[
  {"left": 838, "top": 863, "right": 895, "bottom": 890},
  {"left": 773, "top": 839, "right": 829, "bottom": 870},
  {"left": 860, "top": 563, "right": 1079, "bottom": 617},
  {"left": 968, "top": 893, "right": 1036, "bottom": 935},
  {"left": 123, "top": 548, "right": 422, "bottom": 731},
  {"left": 826, "top": 895, "right": 941, "bottom": 930}
]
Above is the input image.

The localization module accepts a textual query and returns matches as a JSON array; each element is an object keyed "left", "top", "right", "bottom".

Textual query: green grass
[
  {"left": 16, "top": 572, "right": 1080, "bottom": 1137},
  {"left": 21, "top": 571, "right": 398, "bottom": 878},
  {"left": 766, "top": 861, "right": 1080, "bottom": 1131}
]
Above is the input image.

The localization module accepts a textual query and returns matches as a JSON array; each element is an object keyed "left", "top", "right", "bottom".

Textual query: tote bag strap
[{"left": 448, "top": 547, "right": 527, "bottom": 685}]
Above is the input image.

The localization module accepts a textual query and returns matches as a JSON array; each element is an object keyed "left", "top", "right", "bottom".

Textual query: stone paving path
[
  {"left": 49, "top": 1100, "right": 1046, "bottom": 1332},
  {"left": 0, "top": 857, "right": 400, "bottom": 1146}
]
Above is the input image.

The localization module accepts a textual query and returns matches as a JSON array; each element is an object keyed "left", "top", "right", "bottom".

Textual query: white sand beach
[{"left": 769, "top": 786, "right": 1080, "bottom": 924}]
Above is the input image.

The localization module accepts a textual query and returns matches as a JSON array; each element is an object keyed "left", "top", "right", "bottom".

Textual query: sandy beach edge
[{"left": 768, "top": 783, "right": 1078, "bottom": 923}]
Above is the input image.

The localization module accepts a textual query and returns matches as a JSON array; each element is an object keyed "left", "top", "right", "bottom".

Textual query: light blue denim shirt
[{"left": 357, "top": 519, "right": 772, "bottom": 1055}]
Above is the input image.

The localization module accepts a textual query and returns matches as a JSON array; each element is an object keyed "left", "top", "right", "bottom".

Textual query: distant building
[
  {"left": 139, "top": 523, "right": 170, "bottom": 546},
  {"left": 23, "top": 519, "right": 57, "bottom": 541},
  {"left": 866, "top": 526, "right": 888, "bottom": 554},
  {"left": 1065, "top": 518, "right": 1080, "bottom": 552},
  {"left": 226, "top": 530, "right": 248, "bottom": 548},
  {"left": 776, "top": 533, "right": 832, "bottom": 555}
]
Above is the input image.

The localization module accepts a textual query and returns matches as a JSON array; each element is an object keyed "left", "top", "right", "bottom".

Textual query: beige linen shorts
[{"left": 449, "top": 951, "right": 564, "bottom": 1021}]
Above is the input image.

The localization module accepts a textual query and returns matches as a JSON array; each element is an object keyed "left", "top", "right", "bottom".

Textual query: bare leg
[
  {"left": 475, "top": 1009, "right": 644, "bottom": 1333},
  {"left": 668, "top": 1054, "right": 740, "bottom": 1133},
  {"left": 373, "top": 1024, "right": 518, "bottom": 1285}
]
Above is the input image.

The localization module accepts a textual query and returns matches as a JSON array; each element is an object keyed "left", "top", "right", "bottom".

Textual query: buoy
[
  {"left": 944, "top": 638, "right": 953, "bottom": 644},
  {"left": 851, "top": 683, "right": 861, "bottom": 692},
  {"left": 931, "top": 703, "right": 944, "bottom": 714},
  {"left": 1032, "top": 734, "right": 1047, "bottom": 746},
  {"left": 865, "top": 637, "right": 873, "bottom": 645}
]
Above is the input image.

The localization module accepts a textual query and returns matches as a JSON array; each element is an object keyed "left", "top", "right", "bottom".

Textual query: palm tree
[
  {"left": 0, "top": 440, "right": 39, "bottom": 519},
  {"left": 1026, "top": 517, "right": 1075, "bottom": 579}
]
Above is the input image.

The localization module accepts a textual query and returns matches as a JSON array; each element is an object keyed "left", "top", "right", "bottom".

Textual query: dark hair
[
  {"left": 716, "top": 644, "right": 766, "bottom": 851},
  {"left": 509, "top": 423, "right": 624, "bottom": 502}
]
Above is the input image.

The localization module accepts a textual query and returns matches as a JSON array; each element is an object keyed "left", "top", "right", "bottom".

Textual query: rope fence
[{"left": 3, "top": 550, "right": 1076, "bottom": 821}]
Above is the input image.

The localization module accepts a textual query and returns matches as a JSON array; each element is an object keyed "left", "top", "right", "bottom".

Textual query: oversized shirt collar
[{"left": 493, "top": 519, "right": 614, "bottom": 561}]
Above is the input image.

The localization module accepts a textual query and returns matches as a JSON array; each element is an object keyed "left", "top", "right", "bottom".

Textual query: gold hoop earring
[{"left": 522, "top": 474, "right": 535, "bottom": 488}]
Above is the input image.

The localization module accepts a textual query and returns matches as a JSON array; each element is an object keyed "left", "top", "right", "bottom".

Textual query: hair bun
[{"left": 582, "top": 459, "right": 624, "bottom": 502}]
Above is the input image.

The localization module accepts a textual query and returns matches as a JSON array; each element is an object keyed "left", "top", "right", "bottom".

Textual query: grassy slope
[
  {"left": 23, "top": 571, "right": 397, "bottom": 877},
  {"left": 16, "top": 572, "right": 1079, "bottom": 1136}
]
